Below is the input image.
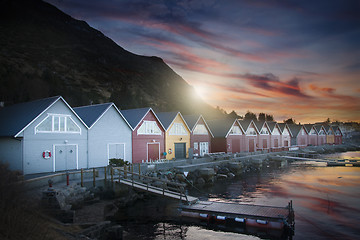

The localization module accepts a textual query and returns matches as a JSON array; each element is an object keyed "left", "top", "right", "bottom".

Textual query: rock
[
  {"left": 218, "top": 167, "right": 230, "bottom": 175},
  {"left": 196, "top": 177, "right": 205, "bottom": 186},
  {"left": 227, "top": 173, "right": 235, "bottom": 179},
  {"left": 198, "top": 168, "right": 215, "bottom": 180},
  {"left": 103, "top": 225, "right": 123, "bottom": 240},
  {"left": 228, "top": 162, "right": 242, "bottom": 173},
  {"left": 216, "top": 174, "right": 228, "bottom": 180},
  {"left": 176, "top": 173, "right": 186, "bottom": 182}
]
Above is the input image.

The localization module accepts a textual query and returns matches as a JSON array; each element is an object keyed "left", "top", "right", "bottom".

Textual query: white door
[
  {"left": 54, "top": 144, "right": 77, "bottom": 172},
  {"left": 199, "top": 142, "right": 209, "bottom": 156},
  {"left": 108, "top": 143, "right": 125, "bottom": 160}
]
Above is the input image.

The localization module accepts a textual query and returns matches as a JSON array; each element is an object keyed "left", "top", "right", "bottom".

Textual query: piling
[{"left": 81, "top": 168, "right": 84, "bottom": 187}]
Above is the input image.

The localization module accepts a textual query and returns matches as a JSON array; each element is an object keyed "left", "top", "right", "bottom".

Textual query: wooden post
[
  {"left": 81, "top": 168, "right": 84, "bottom": 187},
  {"left": 118, "top": 169, "right": 121, "bottom": 182},
  {"left": 104, "top": 166, "right": 107, "bottom": 181},
  {"left": 111, "top": 167, "right": 114, "bottom": 183},
  {"left": 138, "top": 163, "right": 141, "bottom": 180},
  {"left": 124, "top": 165, "right": 127, "bottom": 179},
  {"left": 93, "top": 168, "right": 96, "bottom": 187}
]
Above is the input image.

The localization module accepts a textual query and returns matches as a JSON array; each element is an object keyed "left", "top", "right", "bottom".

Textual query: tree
[
  {"left": 244, "top": 111, "right": 257, "bottom": 120},
  {"left": 258, "top": 112, "right": 266, "bottom": 121},
  {"left": 265, "top": 114, "right": 274, "bottom": 121},
  {"left": 284, "top": 118, "right": 296, "bottom": 124}
]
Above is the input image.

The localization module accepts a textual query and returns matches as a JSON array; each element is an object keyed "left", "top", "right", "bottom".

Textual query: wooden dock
[
  {"left": 181, "top": 200, "right": 294, "bottom": 232},
  {"left": 281, "top": 155, "right": 360, "bottom": 167}
]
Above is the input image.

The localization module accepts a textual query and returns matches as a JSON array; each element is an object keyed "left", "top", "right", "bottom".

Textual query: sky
[{"left": 46, "top": 0, "right": 360, "bottom": 123}]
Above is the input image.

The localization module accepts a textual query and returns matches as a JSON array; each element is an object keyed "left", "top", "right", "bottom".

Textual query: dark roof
[
  {"left": 304, "top": 124, "right": 315, "bottom": 133},
  {"left": 183, "top": 115, "right": 200, "bottom": 131},
  {"left": 253, "top": 120, "right": 266, "bottom": 131},
  {"left": 266, "top": 121, "right": 277, "bottom": 131},
  {"left": 238, "top": 119, "right": 255, "bottom": 133},
  {"left": 313, "top": 124, "right": 324, "bottom": 132},
  {"left": 207, "top": 118, "right": 236, "bottom": 138},
  {"left": 120, "top": 107, "right": 152, "bottom": 129},
  {"left": 156, "top": 112, "right": 179, "bottom": 130},
  {"left": 0, "top": 96, "right": 61, "bottom": 137},
  {"left": 73, "top": 103, "right": 113, "bottom": 128},
  {"left": 287, "top": 124, "right": 306, "bottom": 136}
]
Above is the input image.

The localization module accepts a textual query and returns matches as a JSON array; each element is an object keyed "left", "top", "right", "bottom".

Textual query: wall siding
[
  {"left": 165, "top": 115, "right": 190, "bottom": 160},
  {"left": 132, "top": 111, "right": 165, "bottom": 163},
  {"left": 190, "top": 118, "right": 212, "bottom": 155},
  {"left": 88, "top": 106, "right": 132, "bottom": 167},
  {"left": 21, "top": 100, "right": 88, "bottom": 174},
  {"left": 0, "top": 138, "right": 22, "bottom": 172}
]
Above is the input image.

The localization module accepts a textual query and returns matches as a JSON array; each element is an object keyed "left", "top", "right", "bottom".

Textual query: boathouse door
[
  {"left": 232, "top": 139, "right": 240, "bottom": 153},
  {"left": 108, "top": 143, "right": 125, "bottom": 160},
  {"left": 54, "top": 144, "right": 78, "bottom": 172},
  {"left": 249, "top": 139, "right": 255, "bottom": 152},
  {"left": 175, "top": 143, "right": 186, "bottom": 159},
  {"left": 147, "top": 143, "right": 160, "bottom": 161},
  {"left": 263, "top": 139, "right": 268, "bottom": 149},
  {"left": 199, "top": 142, "right": 209, "bottom": 156}
]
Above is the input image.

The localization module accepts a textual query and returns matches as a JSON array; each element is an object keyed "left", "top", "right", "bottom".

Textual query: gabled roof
[
  {"left": 120, "top": 107, "right": 164, "bottom": 131},
  {"left": 183, "top": 114, "right": 214, "bottom": 138},
  {"left": 324, "top": 125, "right": 334, "bottom": 134},
  {"left": 278, "top": 123, "right": 293, "bottom": 137},
  {"left": 304, "top": 124, "right": 317, "bottom": 134},
  {"left": 238, "top": 119, "right": 259, "bottom": 134},
  {"left": 74, "top": 103, "right": 131, "bottom": 130},
  {"left": 156, "top": 111, "right": 190, "bottom": 131},
  {"left": 207, "top": 118, "right": 241, "bottom": 138},
  {"left": 254, "top": 120, "right": 271, "bottom": 133},
  {"left": 0, "top": 96, "right": 85, "bottom": 137},
  {"left": 287, "top": 124, "right": 307, "bottom": 137},
  {"left": 266, "top": 121, "right": 281, "bottom": 134},
  {"left": 314, "top": 124, "right": 326, "bottom": 134},
  {"left": 332, "top": 125, "right": 343, "bottom": 135}
]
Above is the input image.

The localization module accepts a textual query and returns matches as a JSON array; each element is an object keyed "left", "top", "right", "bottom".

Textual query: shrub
[{"left": 109, "top": 158, "right": 130, "bottom": 167}]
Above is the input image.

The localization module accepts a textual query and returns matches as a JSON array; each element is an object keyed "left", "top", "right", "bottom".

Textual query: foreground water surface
[{"left": 115, "top": 151, "right": 360, "bottom": 239}]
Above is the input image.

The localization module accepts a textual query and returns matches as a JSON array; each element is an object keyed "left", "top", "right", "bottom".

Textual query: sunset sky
[{"left": 46, "top": 0, "right": 360, "bottom": 123}]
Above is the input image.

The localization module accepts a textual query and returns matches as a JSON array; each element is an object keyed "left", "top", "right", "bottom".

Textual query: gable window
[
  {"left": 229, "top": 125, "right": 242, "bottom": 135},
  {"left": 35, "top": 114, "right": 81, "bottom": 134},
  {"left": 283, "top": 129, "right": 290, "bottom": 135},
  {"left": 137, "top": 121, "right": 161, "bottom": 135},
  {"left": 260, "top": 127, "right": 269, "bottom": 135},
  {"left": 169, "top": 123, "right": 187, "bottom": 135},
  {"left": 301, "top": 129, "right": 305, "bottom": 135},
  {"left": 246, "top": 126, "right": 257, "bottom": 136},
  {"left": 319, "top": 129, "right": 325, "bottom": 135},
  {"left": 193, "top": 124, "right": 208, "bottom": 135},
  {"left": 310, "top": 129, "right": 317, "bottom": 135}
]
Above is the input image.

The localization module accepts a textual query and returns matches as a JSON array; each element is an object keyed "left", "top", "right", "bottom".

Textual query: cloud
[{"left": 309, "top": 84, "right": 335, "bottom": 94}]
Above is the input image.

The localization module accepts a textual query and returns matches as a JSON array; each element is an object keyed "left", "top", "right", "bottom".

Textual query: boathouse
[
  {"left": 278, "top": 123, "right": 291, "bottom": 149},
  {"left": 288, "top": 124, "right": 308, "bottom": 147},
  {"left": 0, "top": 96, "right": 88, "bottom": 175},
  {"left": 183, "top": 115, "right": 214, "bottom": 157},
  {"left": 267, "top": 121, "right": 282, "bottom": 151},
  {"left": 238, "top": 119, "right": 259, "bottom": 152},
  {"left": 254, "top": 121, "right": 271, "bottom": 152},
  {"left": 156, "top": 112, "right": 190, "bottom": 160},
  {"left": 207, "top": 118, "right": 245, "bottom": 154},
  {"left": 304, "top": 124, "right": 318, "bottom": 146},
  {"left": 332, "top": 125, "right": 343, "bottom": 145},
  {"left": 325, "top": 125, "right": 335, "bottom": 145},
  {"left": 120, "top": 108, "right": 165, "bottom": 163},
  {"left": 74, "top": 103, "right": 132, "bottom": 167},
  {"left": 314, "top": 125, "right": 327, "bottom": 145}
]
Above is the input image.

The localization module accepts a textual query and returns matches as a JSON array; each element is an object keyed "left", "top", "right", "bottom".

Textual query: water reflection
[{"left": 115, "top": 152, "right": 360, "bottom": 239}]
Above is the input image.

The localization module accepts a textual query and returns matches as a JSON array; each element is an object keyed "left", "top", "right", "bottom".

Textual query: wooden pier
[
  {"left": 280, "top": 155, "right": 360, "bottom": 167},
  {"left": 180, "top": 200, "right": 294, "bottom": 232}
]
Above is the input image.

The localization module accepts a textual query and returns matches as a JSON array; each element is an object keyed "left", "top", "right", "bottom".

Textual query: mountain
[{"left": 0, "top": 0, "right": 218, "bottom": 116}]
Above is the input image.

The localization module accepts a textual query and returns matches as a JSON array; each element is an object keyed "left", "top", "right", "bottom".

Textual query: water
[{"left": 114, "top": 151, "right": 360, "bottom": 239}]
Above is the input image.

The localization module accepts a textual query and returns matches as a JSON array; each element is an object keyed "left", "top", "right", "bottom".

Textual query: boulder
[
  {"left": 227, "top": 173, "right": 236, "bottom": 179},
  {"left": 198, "top": 168, "right": 215, "bottom": 180},
  {"left": 216, "top": 174, "right": 228, "bottom": 180}
]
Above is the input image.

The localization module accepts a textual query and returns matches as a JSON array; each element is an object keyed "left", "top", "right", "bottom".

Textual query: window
[
  {"left": 137, "top": 121, "right": 162, "bottom": 135},
  {"left": 310, "top": 129, "right": 317, "bottom": 135},
  {"left": 169, "top": 123, "right": 187, "bottom": 135},
  {"left": 193, "top": 124, "right": 208, "bottom": 135},
  {"left": 319, "top": 129, "right": 325, "bottom": 135},
  {"left": 229, "top": 125, "right": 242, "bottom": 135},
  {"left": 194, "top": 142, "right": 198, "bottom": 150},
  {"left": 301, "top": 129, "right": 305, "bottom": 135},
  {"left": 283, "top": 129, "right": 289, "bottom": 135},
  {"left": 246, "top": 127, "right": 257, "bottom": 136},
  {"left": 35, "top": 114, "right": 81, "bottom": 134},
  {"left": 260, "top": 127, "right": 269, "bottom": 135}
]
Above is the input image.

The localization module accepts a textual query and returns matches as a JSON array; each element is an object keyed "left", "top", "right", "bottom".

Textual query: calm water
[{"left": 115, "top": 151, "right": 360, "bottom": 240}]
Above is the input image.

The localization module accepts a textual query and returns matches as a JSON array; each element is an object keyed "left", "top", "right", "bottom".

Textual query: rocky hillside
[{"left": 0, "top": 0, "right": 216, "bottom": 115}]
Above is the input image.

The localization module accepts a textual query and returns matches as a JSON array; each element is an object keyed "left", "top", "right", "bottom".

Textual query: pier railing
[{"left": 112, "top": 166, "right": 191, "bottom": 203}]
